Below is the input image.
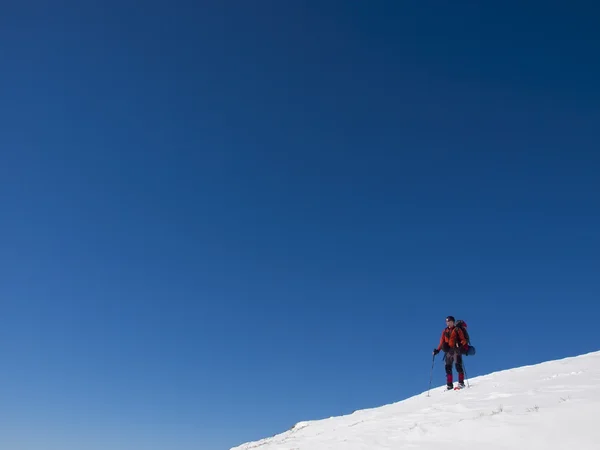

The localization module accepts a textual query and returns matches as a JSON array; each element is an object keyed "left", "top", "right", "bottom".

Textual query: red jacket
[{"left": 437, "top": 326, "right": 468, "bottom": 351}]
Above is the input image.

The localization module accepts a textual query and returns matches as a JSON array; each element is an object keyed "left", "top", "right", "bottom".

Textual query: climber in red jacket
[{"left": 433, "top": 316, "right": 469, "bottom": 390}]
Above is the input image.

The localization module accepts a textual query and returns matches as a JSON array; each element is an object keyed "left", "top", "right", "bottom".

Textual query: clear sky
[{"left": 1, "top": 2, "right": 599, "bottom": 449}]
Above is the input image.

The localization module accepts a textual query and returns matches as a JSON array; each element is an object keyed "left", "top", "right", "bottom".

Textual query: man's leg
[
  {"left": 455, "top": 354, "right": 465, "bottom": 386},
  {"left": 445, "top": 353, "right": 454, "bottom": 388}
]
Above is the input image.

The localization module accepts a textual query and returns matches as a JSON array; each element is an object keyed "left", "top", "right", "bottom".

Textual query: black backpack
[{"left": 455, "top": 320, "right": 470, "bottom": 345}]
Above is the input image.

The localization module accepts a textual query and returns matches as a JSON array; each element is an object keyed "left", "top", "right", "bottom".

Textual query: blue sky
[{"left": 1, "top": 2, "right": 599, "bottom": 449}]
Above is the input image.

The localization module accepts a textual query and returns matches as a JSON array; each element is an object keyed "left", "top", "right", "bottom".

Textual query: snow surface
[{"left": 231, "top": 350, "right": 600, "bottom": 449}]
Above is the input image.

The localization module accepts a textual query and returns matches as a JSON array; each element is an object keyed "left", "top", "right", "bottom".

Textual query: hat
[{"left": 446, "top": 316, "right": 455, "bottom": 322}]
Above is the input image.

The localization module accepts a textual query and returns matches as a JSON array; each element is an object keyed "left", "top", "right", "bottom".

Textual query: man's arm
[
  {"left": 437, "top": 330, "right": 445, "bottom": 351},
  {"left": 459, "top": 328, "right": 468, "bottom": 347}
]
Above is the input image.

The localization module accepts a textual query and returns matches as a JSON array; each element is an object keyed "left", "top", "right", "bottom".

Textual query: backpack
[{"left": 454, "top": 320, "right": 470, "bottom": 346}]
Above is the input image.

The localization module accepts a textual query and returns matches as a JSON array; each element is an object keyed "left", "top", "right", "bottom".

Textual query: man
[{"left": 433, "top": 316, "right": 469, "bottom": 390}]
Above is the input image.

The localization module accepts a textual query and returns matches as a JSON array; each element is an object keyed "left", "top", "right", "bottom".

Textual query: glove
[
  {"left": 433, "top": 348, "right": 440, "bottom": 355},
  {"left": 462, "top": 345, "right": 469, "bottom": 354}
]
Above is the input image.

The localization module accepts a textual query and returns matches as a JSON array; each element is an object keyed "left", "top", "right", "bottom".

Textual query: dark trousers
[{"left": 444, "top": 351, "right": 464, "bottom": 385}]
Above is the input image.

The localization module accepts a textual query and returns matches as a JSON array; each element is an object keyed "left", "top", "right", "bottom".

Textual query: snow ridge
[{"left": 231, "top": 350, "right": 600, "bottom": 450}]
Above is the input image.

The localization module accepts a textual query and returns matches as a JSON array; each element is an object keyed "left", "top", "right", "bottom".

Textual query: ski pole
[
  {"left": 463, "top": 358, "right": 470, "bottom": 388},
  {"left": 427, "top": 353, "right": 436, "bottom": 397}
]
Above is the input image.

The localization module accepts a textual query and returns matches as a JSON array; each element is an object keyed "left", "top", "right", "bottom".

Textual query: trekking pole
[
  {"left": 463, "top": 358, "right": 470, "bottom": 388},
  {"left": 427, "top": 353, "right": 436, "bottom": 397}
]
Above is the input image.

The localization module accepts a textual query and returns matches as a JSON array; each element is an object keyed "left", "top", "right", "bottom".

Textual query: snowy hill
[{"left": 231, "top": 351, "right": 600, "bottom": 449}]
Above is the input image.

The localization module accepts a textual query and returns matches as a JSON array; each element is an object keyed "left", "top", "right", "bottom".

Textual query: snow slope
[{"left": 231, "top": 350, "right": 600, "bottom": 449}]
